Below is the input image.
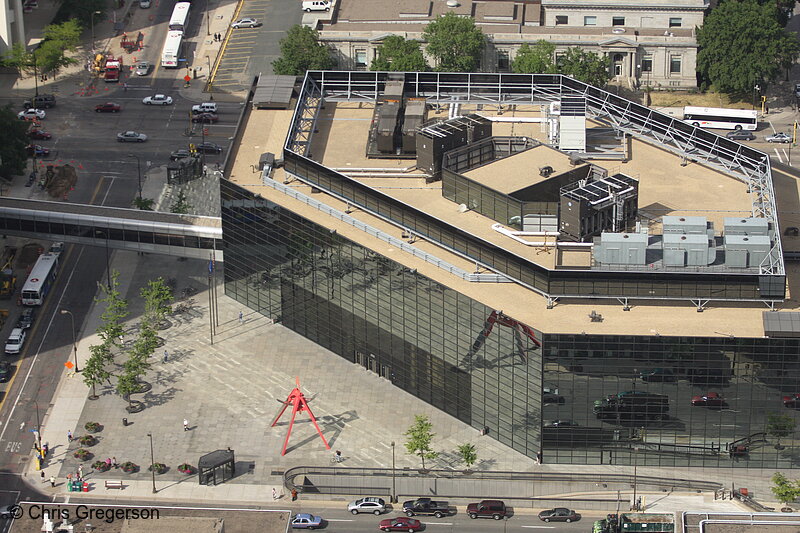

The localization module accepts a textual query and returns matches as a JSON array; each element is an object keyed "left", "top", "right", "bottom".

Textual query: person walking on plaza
[
  {"left": 77, "top": 464, "right": 83, "bottom": 479},
  {"left": 41, "top": 471, "right": 45, "bottom": 482},
  {"left": 272, "top": 487, "right": 277, "bottom": 500},
  {"left": 49, "top": 475, "right": 55, "bottom": 488},
  {"left": 112, "top": 457, "right": 119, "bottom": 468},
  {"left": 163, "top": 350, "right": 169, "bottom": 363},
  {"left": 67, "top": 430, "right": 72, "bottom": 442},
  {"left": 239, "top": 310, "right": 243, "bottom": 325},
  {"left": 183, "top": 418, "right": 189, "bottom": 431}
]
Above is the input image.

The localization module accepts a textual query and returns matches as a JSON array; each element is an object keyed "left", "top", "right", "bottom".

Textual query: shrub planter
[
  {"left": 92, "top": 461, "right": 111, "bottom": 472},
  {"left": 121, "top": 461, "right": 139, "bottom": 474},
  {"left": 79, "top": 435, "right": 97, "bottom": 447},
  {"left": 73, "top": 449, "right": 92, "bottom": 461},
  {"left": 125, "top": 400, "right": 145, "bottom": 413},
  {"left": 148, "top": 463, "right": 167, "bottom": 475},
  {"left": 84, "top": 422, "right": 102, "bottom": 433},
  {"left": 177, "top": 463, "right": 195, "bottom": 475}
]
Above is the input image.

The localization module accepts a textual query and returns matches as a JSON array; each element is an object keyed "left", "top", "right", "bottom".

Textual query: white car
[
  {"left": 117, "top": 131, "right": 148, "bottom": 143},
  {"left": 135, "top": 61, "right": 151, "bottom": 76},
  {"left": 18, "top": 108, "right": 45, "bottom": 120},
  {"left": 231, "top": 17, "right": 261, "bottom": 28},
  {"left": 5, "top": 328, "right": 26, "bottom": 354},
  {"left": 347, "top": 497, "right": 386, "bottom": 515},
  {"left": 142, "top": 94, "right": 173, "bottom": 105},
  {"left": 766, "top": 132, "right": 791, "bottom": 143}
]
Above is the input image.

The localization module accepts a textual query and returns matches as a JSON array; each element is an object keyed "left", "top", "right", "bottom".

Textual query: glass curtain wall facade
[{"left": 222, "top": 179, "right": 800, "bottom": 469}]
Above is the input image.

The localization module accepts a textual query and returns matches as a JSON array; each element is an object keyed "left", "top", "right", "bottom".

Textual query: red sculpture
[{"left": 271, "top": 378, "right": 330, "bottom": 456}]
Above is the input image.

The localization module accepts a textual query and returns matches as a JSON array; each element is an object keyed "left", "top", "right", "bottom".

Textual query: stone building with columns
[{"left": 311, "top": 0, "right": 707, "bottom": 89}]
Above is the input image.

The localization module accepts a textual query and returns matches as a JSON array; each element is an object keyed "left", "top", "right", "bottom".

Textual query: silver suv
[
  {"left": 5, "top": 328, "right": 26, "bottom": 354},
  {"left": 347, "top": 497, "right": 386, "bottom": 515}
]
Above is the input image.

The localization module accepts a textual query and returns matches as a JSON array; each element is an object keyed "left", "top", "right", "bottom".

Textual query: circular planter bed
[
  {"left": 79, "top": 435, "right": 97, "bottom": 447},
  {"left": 73, "top": 449, "right": 92, "bottom": 461},
  {"left": 177, "top": 463, "right": 196, "bottom": 475},
  {"left": 134, "top": 381, "right": 152, "bottom": 394},
  {"left": 84, "top": 422, "right": 102, "bottom": 433},
  {"left": 125, "top": 400, "right": 145, "bottom": 413},
  {"left": 121, "top": 461, "right": 139, "bottom": 474},
  {"left": 156, "top": 319, "right": 172, "bottom": 331},
  {"left": 92, "top": 460, "right": 111, "bottom": 472},
  {"left": 155, "top": 336, "right": 166, "bottom": 348},
  {"left": 148, "top": 463, "right": 168, "bottom": 475}
]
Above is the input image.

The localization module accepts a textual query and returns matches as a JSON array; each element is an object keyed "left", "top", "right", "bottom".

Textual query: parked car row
[{"left": 291, "top": 497, "right": 580, "bottom": 530}]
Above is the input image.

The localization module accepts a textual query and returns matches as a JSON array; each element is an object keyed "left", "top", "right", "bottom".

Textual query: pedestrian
[
  {"left": 238, "top": 310, "right": 243, "bottom": 325},
  {"left": 67, "top": 473, "right": 72, "bottom": 483},
  {"left": 163, "top": 349, "right": 169, "bottom": 363},
  {"left": 49, "top": 475, "right": 55, "bottom": 487},
  {"left": 291, "top": 489, "right": 298, "bottom": 501},
  {"left": 123, "top": 82, "right": 128, "bottom": 92},
  {"left": 183, "top": 418, "right": 189, "bottom": 431},
  {"left": 77, "top": 464, "right": 83, "bottom": 478},
  {"left": 105, "top": 457, "right": 112, "bottom": 468},
  {"left": 41, "top": 470, "right": 45, "bottom": 482},
  {"left": 43, "top": 443, "right": 49, "bottom": 456},
  {"left": 67, "top": 430, "right": 73, "bottom": 442},
  {"left": 112, "top": 457, "right": 118, "bottom": 468},
  {"left": 272, "top": 487, "right": 278, "bottom": 500}
]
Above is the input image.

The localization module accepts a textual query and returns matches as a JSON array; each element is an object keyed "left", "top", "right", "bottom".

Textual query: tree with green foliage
[
  {"left": 370, "top": 35, "right": 429, "bottom": 71},
  {"left": 141, "top": 277, "right": 173, "bottom": 327},
  {"left": 115, "top": 371, "right": 140, "bottom": 412},
  {"left": 95, "top": 271, "right": 129, "bottom": 351},
  {"left": 457, "top": 443, "right": 477, "bottom": 468},
  {"left": 558, "top": 47, "right": 610, "bottom": 87},
  {"left": 423, "top": 13, "right": 485, "bottom": 72},
  {"left": 53, "top": 0, "right": 105, "bottom": 26},
  {"left": 82, "top": 344, "right": 113, "bottom": 399},
  {"left": 767, "top": 413, "right": 796, "bottom": 449},
  {"left": 697, "top": 0, "right": 800, "bottom": 94},
  {"left": 1, "top": 43, "right": 34, "bottom": 74},
  {"left": 0, "top": 105, "right": 32, "bottom": 179},
  {"left": 133, "top": 197, "right": 154, "bottom": 210},
  {"left": 771, "top": 472, "right": 800, "bottom": 507},
  {"left": 170, "top": 190, "right": 193, "bottom": 214},
  {"left": 273, "top": 25, "right": 334, "bottom": 76},
  {"left": 511, "top": 41, "right": 557, "bottom": 74},
  {"left": 42, "top": 19, "right": 82, "bottom": 49},
  {"left": 404, "top": 415, "right": 438, "bottom": 468}
]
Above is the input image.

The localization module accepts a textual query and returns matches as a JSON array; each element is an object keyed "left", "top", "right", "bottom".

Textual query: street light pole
[
  {"left": 59, "top": 309, "right": 80, "bottom": 373},
  {"left": 90, "top": 11, "right": 102, "bottom": 54},
  {"left": 391, "top": 441, "right": 396, "bottom": 503},
  {"left": 127, "top": 153, "right": 142, "bottom": 200},
  {"left": 632, "top": 446, "right": 639, "bottom": 511},
  {"left": 33, "top": 400, "right": 42, "bottom": 452},
  {"left": 147, "top": 432, "right": 157, "bottom": 493}
]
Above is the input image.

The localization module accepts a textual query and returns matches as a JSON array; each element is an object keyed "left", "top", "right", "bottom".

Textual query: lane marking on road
[
  {"left": 422, "top": 522, "right": 454, "bottom": 526},
  {"left": 324, "top": 519, "right": 354, "bottom": 522},
  {"left": 521, "top": 526, "right": 556, "bottom": 529}
]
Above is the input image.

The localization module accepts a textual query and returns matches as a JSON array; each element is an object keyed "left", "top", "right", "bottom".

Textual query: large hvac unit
[
  {"left": 662, "top": 233, "right": 716, "bottom": 266},
  {"left": 724, "top": 234, "right": 771, "bottom": 268},
  {"left": 376, "top": 101, "right": 401, "bottom": 153},
  {"left": 724, "top": 217, "right": 770, "bottom": 237},
  {"left": 402, "top": 100, "right": 426, "bottom": 154},
  {"left": 593, "top": 232, "right": 648, "bottom": 265},
  {"left": 416, "top": 114, "right": 492, "bottom": 179}
]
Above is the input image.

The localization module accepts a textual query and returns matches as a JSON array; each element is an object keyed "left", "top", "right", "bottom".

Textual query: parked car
[
  {"left": 5, "top": 328, "right": 26, "bottom": 354},
  {"left": 142, "top": 94, "right": 173, "bottom": 105},
  {"left": 191, "top": 112, "right": 218, "bottom": 124},
  {"left": 726, "top": 130, "right": 755, "bottom": 141},
  {"left": 691, "top": 392, "right": 725, "bottom": 407},
  {"left": 290, "top": 513, "right": 323, "bottom": 529},
  {"left": 231, "top": 17, "right": 262, "bottom": 28},
  {"left": 117, "top": 131, "right": 148, "bottom": 143},
  {"left": 543, "top": 391, "right": 565, "bottom": 404},
  {"left": 27, "top": 129, "right": 52, "bottom": 140},
  {"left": 379, "top": 517, "right": 423, "bottom": 532},
  {"left": 0, "top": 361, "right": 11, "bottom": 382},
  {"left": 192, "top": 102, "right": 218, "bottom": 114},
  {"left": 640, "top": 368, "right": 676, "bottom": 382},
  {"left": 403, "top": 497, "right": 450, "bottom": 518},
  {"left": 95, "top": 102, "right": 122, "bottom": 113},
  {"left": 139, "top": 0, "right": 151, "bottom": 7},
  {"left": 18, "top": 108, "right": 45, "bottom": 120},
  {"left": 135, "top": 61, "right": 151, "bottom": 76},
  {"left": 302, "top": 0, "right": 330, "bottom": 12},
  {"left": 170, "top": 149, "right": 191, "bottom": 161},
  {"left": 17, "top": 308, "right": 36, "bottom": 330},
  {"left": 783, "top": 393, "right": 800, "bottom": 408},
  {"left": 538, "top": 508, "right": 580, "bottom": 523},
  {"left": 195, "top": 142, "right": 223, "bottom": 154},
  {"left": 544, "top": 419, "right": 578, "bottom": 428},
  {"left": 24, "top": 94, "right": 55, "bottom": 108},
  {"left": 26, "top": 144, "right": 49, "bottom": 157},
  {"left": 347, "top": 496, "right": 385, "bottom": 515},
  {"left": 766, "top": 132, "right": 791, "bottom": 143},
  {"left": 466, "top": 499, "right": 507, "bottom": 520}
]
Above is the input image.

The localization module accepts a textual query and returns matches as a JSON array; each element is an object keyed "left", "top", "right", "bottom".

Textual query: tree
[
  {"left": 141, "top": 278, "right": 173, "bottom": 327},
  {"left": 35, "top": 40, "right": 78, "bottom": 79},
  {"left": 115, "top": 370, "right": 140, "bottom": 412},
  {"left": 95, "top": 271, "right": 129, "bottom": 351},
  {"left": 511, "top": 41, "right": 557, "bottom": 74},
  {"left": 771, "top": 472, "right": 800, "bottom": 507},
  {"left": 42, "top": 19, "right": 82, "bottom": 50},
  {"left": 370, "top": 35, "right": 429, "bottom": 71},
  {"left": 1, "top": 43, "right": 34, "bottom": 74},
  {"left": 0, "top": 104, "right": 32, "bottom": 178},
  {"left": 767, "top": 413, "right": 796, "bottom": 449},
  {"left": 272, "top": 25, "right": 334, "bottom": 76},
  {"left": 82, "top": 344, "right": 113, "bottom": 399},
  {"left": 53, "top": 0, "right": 105, "bottom": 26},
  {"left": 558, "top": 47, "right": 610, "bottom": 87},
  {"left": 170, "top": 190, "right": 193, "bottom": 214},
  {"left": 404, "top": 415, "right": 438, "bottom": 468},
  {"left": 457, "top": 443, "right": 477, "bottom": 468},
  {"left": 423, "top": 13, "right": 485, "bottom": 72},
  {"left": 697, "top": 0, "right": 800, "bottom": 94},
  {"left": 133, "top": 197, "right": 154, "bottom": 210}
]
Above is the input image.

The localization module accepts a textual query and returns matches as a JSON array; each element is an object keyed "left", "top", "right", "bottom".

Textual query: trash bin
[
  {"left": 67, "top": 482, "right": 72, "bottom": 492},
  {"left": 82, "top": 482, "right": 89, "bottom": 492},
  {"left": 122, "top": 418, "right": 128, "bottom": 427}
]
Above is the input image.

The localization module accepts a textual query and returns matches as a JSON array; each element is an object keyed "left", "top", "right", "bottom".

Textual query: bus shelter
[{"left": 198, "top": 449, "right": 235, "bottom": 486}]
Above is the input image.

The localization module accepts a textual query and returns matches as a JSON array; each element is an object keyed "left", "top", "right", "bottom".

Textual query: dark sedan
[
  {"left": 538, "top": 508, "right": 580, "bottom": 523},
  {"left": 95, "top": 102, "right": 122, "bottom": 113},
  {"left": 195, "top": 142, "right": 223, "bottom": 154},
  {"left": 191, "top": 113, "right": 218, "bottom": 124},
  {"left": 27, "top": 129, "right": 52, "bottom": 140}
]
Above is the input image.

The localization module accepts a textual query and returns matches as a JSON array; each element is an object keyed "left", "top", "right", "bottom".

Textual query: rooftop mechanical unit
[
  {"left": 376, "top": 101, "right": 401, "bottom": 153},
  {"left": 416, "top": 114, "right": 492, "bottom": 181},
  {"left": 559, "top": 171, "right": 639, "bottom": 242},
  {"left": 593, "top": 232, "right": 648, "bottom": 265},
  {"left": 402, "top": 99, "right": 427, "bottom": 154}
]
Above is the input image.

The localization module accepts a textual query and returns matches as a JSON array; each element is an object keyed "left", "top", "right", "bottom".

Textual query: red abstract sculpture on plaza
[{"left": 271, "top": 378, "right": 330, "bottom": 456}]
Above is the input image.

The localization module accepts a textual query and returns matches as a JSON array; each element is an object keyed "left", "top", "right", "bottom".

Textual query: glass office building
[{"left": 222, "top": 179, "right": 800, "bottom": 470}]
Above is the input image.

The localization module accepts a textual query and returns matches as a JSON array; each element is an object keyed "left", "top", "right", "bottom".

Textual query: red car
[
  {"left": 191, "top": 112, "right": 218, "bottom": 123},
  {"left": 379, "top": 517, "right": 422, "bottom": 532},
  {"left": 691, "top": 392, "right": 725, "bottom": 407},
  {"left": 27, "top": 129, "right": 52, "bottom": 140},
  {"left": 783, "top": 394, "right": 800, "bottom": 408},
  {"left": 95, "top": 102, "right": 121, "bottom": 113}
]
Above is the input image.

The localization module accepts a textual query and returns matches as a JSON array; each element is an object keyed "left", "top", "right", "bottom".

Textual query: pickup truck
[{"left": 402, "top": 498, "right": 451, "bottom": 518}]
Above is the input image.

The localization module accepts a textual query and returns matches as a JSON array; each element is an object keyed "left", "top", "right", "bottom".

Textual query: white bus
[
  {"left": 21, "top": 252, "right": 60, "bottom": 306},
  {"left": 683, "top": 106, "right": 758, "bottom": 131},
  {"left": 161, "top": 30, "right": 184, "bottom": 68},
  {"left": 169, "top": 2, "right": 191, "bottom": 31}
]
